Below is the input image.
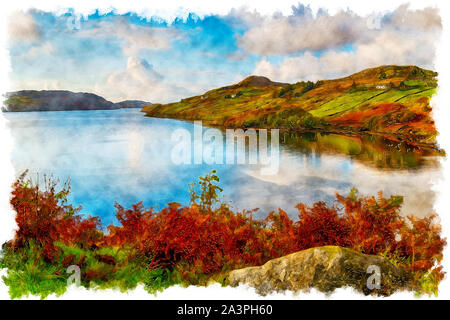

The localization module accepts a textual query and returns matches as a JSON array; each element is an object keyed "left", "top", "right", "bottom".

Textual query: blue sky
[{"left": 7, "top": 4, "right": 441, "bottom": 103}]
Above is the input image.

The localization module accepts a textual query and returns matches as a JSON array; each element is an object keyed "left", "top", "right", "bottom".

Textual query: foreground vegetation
[
  {"left": 0, "top": 170, "right": 446, "bottom": 298},
  {"left": 143, "top": 65, "right": 438, "bottom": 145}
]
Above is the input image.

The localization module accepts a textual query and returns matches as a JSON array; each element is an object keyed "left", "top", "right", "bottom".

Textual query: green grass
[
  {"left": 367, "top": 88, "right": 425, "bottom": 104},
  {"left": 309, "top": 90, "right": 384, "bottom": 117},
  {"left": 1, "top": 243, "right": 68, "bottom": 299},
  {"left": 404, "top": 80, "right": 428, "bottom": 87},
  {"left": 0, "top": 242, "right": 183, "bottom": 299},
  {"left": 395, "top": 88, "right": 436, "bottom": 105}
]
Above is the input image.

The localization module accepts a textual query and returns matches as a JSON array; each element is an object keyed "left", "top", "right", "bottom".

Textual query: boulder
[{"left": 226, "top": 246, "right": 411, "bottom": 296}]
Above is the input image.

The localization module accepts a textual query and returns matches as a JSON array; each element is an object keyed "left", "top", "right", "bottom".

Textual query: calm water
[{"left": 3, "top": 109, "right": 442, "bottom": 225}]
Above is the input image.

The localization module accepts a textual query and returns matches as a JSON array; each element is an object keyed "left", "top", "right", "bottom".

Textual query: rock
[{"left": 226, "top": 246, "right": 411, "bottom": 296}]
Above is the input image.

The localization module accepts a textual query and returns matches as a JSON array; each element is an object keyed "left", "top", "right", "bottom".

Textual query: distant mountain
[
  {"left": 2, "top": 90, "right": 151, "bottom": 112},
  {"left": 142, "top": 65, "right": 438, "bottom": 144},
  {"left": 115, "top": 100, "right": 152, "bottom": 109}
]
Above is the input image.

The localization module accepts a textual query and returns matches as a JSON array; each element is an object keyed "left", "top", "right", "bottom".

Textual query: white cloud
[
  {"left": 19, "top": 42, "right": 55, "bottom": 60},
  {"left": 251, "top": 4, "right": 441, "bottom": 82},
  {"left": 388, "top": 4, "right": 442, "bottom": 30},
  {"left": 11, "top": 79, "right": 62, "bottom": 91},
  {"left": 8, "top": 11, "right": 41, "bottom": 42},
  {"left": 97, "top": 56, "right": 188, "bottom": 103},
  {"left": 225, "top": 7, "right": 265, "bottom": 30},
  {"left": 81, "top": 17, "right": 181, "bottom": 56},
  {"left": 237, "top": 6, "right": 368, "bottom": 55},
  {"left": 238, "top": 4, "right": 441, "bottom": 56},
  {"left": 108, "top": 57, "right": 163, "bottom": 87}
]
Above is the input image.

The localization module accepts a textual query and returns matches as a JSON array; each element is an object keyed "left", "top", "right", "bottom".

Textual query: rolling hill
[{"left": 142, "top": 65, "right": 438, "bottom": 145}]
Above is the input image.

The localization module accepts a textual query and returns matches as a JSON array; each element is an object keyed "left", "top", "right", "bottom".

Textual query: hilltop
[
  {"left": 230, "top": 75, "right": 288, "bottom": 88},
  {"left": 142, "top": 65, "right": 438, "bottom": 144},
  {"left": 2, "top": 90, "right": 151, "bottom": 112}
]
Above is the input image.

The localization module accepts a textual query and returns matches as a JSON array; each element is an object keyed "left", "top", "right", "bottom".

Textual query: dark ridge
[
  {"left": 2, "top": 90, "right": 151, "bottom": 112},
  {"left": 115, "top": 100, "right": 152, "bottom": 109}
]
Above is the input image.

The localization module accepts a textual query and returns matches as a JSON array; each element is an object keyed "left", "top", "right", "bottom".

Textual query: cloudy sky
[{"left": 7, "top": 3, "right": 441, "bottom": 103}]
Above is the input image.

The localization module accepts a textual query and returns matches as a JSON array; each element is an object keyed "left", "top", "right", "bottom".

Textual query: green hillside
[{"left": 142, "top": 65, "right": 438, "bottom": 145}]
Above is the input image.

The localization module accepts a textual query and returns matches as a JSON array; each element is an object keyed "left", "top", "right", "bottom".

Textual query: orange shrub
[
  {"left": 295, "top": 201, "right": 351, "bottom": 249},
  {"left": 10, "top": 171, "right": 101, "bottom": 263}
]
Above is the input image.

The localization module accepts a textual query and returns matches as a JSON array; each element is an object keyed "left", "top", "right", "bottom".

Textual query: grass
[
  {"left": 309, "top": 90, "right": 386, "bottom": 117},
  {"left": 1, "top": 242, "right": 68, "bottom": 299},
  {"left": 0, "top": 242, "right": 183, "bottom": 299}
]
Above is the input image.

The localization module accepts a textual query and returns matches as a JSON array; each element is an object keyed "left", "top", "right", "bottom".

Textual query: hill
[
  {"left": 115, "top": 100, "right": 152, "bottom": 109},
  {"left": 2, "top": 90, "right": 151, "bottom": 112},
  {"left": 142, "top": 65, "right": 438, "bottom": 144}
]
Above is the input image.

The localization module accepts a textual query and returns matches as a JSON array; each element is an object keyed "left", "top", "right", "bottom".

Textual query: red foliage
[
  {"left": 397, "top": 214, "right": 446, "bottom": 271},
  {"left": 8, "top": 172, "right": 446, "bottom": 281},
  {"left": 295, "top": 202, "right": 351, "bottom": 249},
  {"left": 10, "top": 171, "right": 101, "bottom": 263},
  {"left": 330, "top": 103, "right": 404, "bottom": 127},
  {"left": 336, "top": 190, "right": 405, "bottom": 255},
  {"left": 106, "top": 203, "right": 271, "bottom": 274},
  {"left": 106, "top": 201, "right": 153, "bottom": 251}
]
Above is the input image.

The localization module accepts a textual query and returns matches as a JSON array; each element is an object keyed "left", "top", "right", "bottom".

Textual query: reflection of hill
[{"left": 279, "top": 131, "right": 443, "bottom": 169}]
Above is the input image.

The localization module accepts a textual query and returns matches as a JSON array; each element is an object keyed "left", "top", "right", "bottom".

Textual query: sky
[{"left": 7, "top": 3, "right": 442, "bottom": 103}]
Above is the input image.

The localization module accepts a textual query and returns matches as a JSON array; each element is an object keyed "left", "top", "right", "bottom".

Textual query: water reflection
[
  {"left": 279, "top": 131, "right": 442, "bottom": 170},
  {"left": 3, "top": 109, "right": 443, "bottom": 224}
]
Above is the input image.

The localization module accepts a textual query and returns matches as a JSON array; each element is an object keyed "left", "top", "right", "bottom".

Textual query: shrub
[
  {"left": 302, "top": 116, "right": 316, "bottom": 129},
  {"left": 10, "top": 171, "right": 101, "bottom": 263},
  {"left": 301, "top": 81, "right": 314, "bottom": 94}
]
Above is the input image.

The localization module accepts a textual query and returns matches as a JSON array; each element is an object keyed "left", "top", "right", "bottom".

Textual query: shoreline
[{"left": 142, "top": 113, "right": 445, "bottom": 154}]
